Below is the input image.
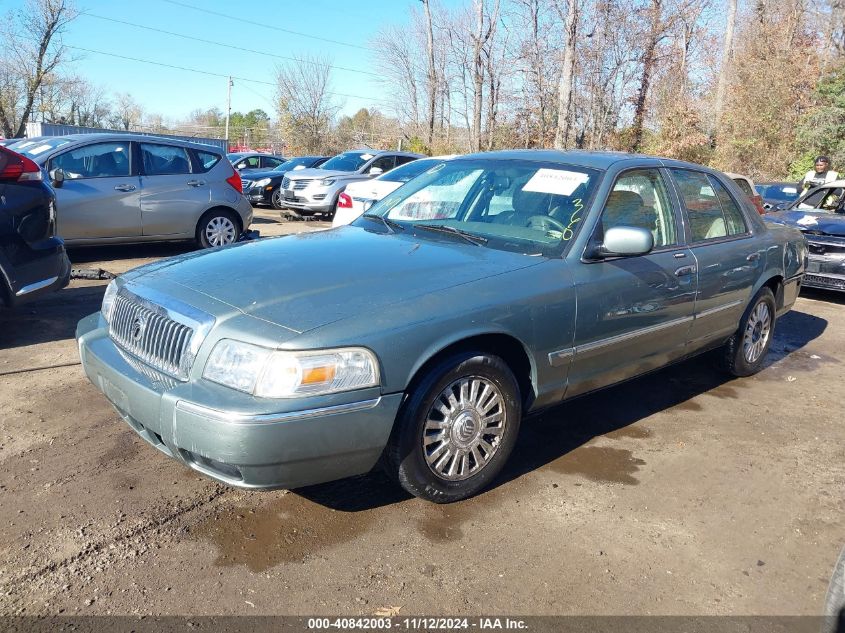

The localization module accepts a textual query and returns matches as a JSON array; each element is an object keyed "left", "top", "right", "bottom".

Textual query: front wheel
[
  {"left": 270, "top": 187, "right": 284, "bottom": 210},
  {"left": 719, "top": 286, "right": 776, "bottom": 376},
  {"left": 385, "top": 352, "right": 521, "bottom": 503},
  {"left": 197, "top": 209, "right": 239, "bottom": 248}
]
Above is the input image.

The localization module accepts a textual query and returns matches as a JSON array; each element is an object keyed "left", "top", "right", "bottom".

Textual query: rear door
[
  {"left": 139, "top": 142, "right": 209, "bottom": 236},
  {"left": 669, "top": 169, "right": 763, "bottom": 347},
  {"left": 48, "top": 141, "right": 140, "bottom": 240},
  {"left": 567, "top": 167, "right": 697, "bottom": 397}
]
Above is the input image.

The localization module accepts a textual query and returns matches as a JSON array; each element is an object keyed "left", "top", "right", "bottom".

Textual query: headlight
[
  {"left": 319, "top": 178, "right": 336, "bottom": 186},
  {"left": 101, "top": 279, "right": 118, "bottom": 323},
  {"left": 254, "top": 178, "right": 271, "bottom": 187},
  {"left": 203, "top": 340, "right": 379, "bottom": 398}
]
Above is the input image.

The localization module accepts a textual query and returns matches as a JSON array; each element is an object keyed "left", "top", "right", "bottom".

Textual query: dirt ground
[{"left": 0, "top": 207, "right": 843, "bottom": 617}]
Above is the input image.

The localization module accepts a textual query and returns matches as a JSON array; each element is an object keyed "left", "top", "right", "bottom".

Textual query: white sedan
[{"left": 332, "top": 156, "right": 455, "bottom": 227}]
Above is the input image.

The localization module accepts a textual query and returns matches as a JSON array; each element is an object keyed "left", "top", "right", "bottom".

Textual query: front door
[
  {"left": 50, "top": 141, "right": 140, "bottom": 241},
  {"left": 139, "top": 143, "right": 209, "bottom": 237},
  {"left": 567, "top": 168, "right": 697, "bottom": 397},
  {"left": 669, "top": 169, "right": 762, "bottom": 347}
]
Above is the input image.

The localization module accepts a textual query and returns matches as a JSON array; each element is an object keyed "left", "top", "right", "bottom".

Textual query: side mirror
[
  {"left": 369, "top": 167, "right": 383, "bottom": 176},
  {"left": 49, "top": 168, "right": 64, "bottom": 188},
  {"left": 595, "top": 226, "right": 654, "bottom": 258},
  {"left": 236, "top": 163, "right": 246, "bottom": 170}
]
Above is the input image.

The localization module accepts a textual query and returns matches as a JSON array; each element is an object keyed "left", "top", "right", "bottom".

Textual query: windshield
[
  {"left": 275, "top": 157, "right": 314, "bottom": 172},
  {"left": 381, "top": 158, "right": 441, "bottom": 183},
  {"left": 11, "top": 137, "right": 74, "bottom": 159},
  {"left": 320, "top": 151, "right": 372, "bottom": 172},
  {"left": 359, "top": 158, "right": 600, "bottom": 256},
  {"left": 795, "top": 186, "right": 844, "bottom": 212}
]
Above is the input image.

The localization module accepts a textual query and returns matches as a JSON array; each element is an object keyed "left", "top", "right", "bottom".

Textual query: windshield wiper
[
  {"left": 361, "top": 213, "right": 405, "bottom": 233},
  {"left": 414, "top": 223, "right": 488, "bottom": 246}
]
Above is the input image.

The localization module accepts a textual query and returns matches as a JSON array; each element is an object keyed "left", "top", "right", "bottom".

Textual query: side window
[
  {"left": 395, "top": 156, "right": 418, "bottom": 167},
  {"left": 195, "top": 150, "right": 220, "bottom": 171},
  {"left": 672, "top": 169, "right": 732, "bottom": 242},
  {"left": 140, "top": 143, "right": 192, "bottom": 175},
  {"left": 369, "top": 156, "right": 396, "bottom": 173},
  {"left": 245, "top": 156, "right": 260, "bottom": 168},
  {"left": 50, "top": 142, "right": 130, "bottom": 179},
  {"left": 709, "top": 176, "right": 748, "bottom": 236},
  {"left": 263, "top": 157, "right": 283, "bottom": 168},
  {"left": 601, "top": 169, "right": 677, "bottom": 248}
]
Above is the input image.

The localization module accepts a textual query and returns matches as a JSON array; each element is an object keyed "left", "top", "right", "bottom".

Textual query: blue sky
[{"left": 58, "top": 0, "right": 428, "bottom": 121}]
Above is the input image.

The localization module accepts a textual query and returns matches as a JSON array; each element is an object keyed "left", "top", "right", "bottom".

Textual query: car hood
[
  {"left": 344, "top": 179, "right": 404, "bottom": 200},
  {"left": 286, "top": 168, "right": 358, "bottom": 181},
  {"left": 126, "top": 226, "right": 543, "bottom": 333},
  {"left": 764, "top": 210, "right": 845, "bottom": 237}
]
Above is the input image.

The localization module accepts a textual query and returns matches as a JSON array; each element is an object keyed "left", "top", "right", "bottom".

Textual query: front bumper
[
  {"left": 246, "top": 185, "right": 273, "bottom": 204},
  {"left": 281, "top": 184, "right": 340, "bottom": 214},
  {"left": 76, "top": 313, "right": 402, "bottom": 489},
  {"left": 804, "top": 247, "right": 845, "bottom": 292}
]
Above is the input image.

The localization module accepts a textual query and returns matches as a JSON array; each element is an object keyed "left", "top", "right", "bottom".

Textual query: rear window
[
  {"left": 140, "top": 143, "right": 192, "bottom": 175},
  {"left": 196, "top": 150, "right": 221, "bottom": 171},
  {"left": 671, "top": 169, "right": 747, "bottom": 241},
  {"left": 732, "top": 177, "right": 753, "bottom": 197}
]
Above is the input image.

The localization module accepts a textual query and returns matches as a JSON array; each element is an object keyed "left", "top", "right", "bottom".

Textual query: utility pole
[{"left": 224, "top": 76, "right": 233, "bottom": 145}]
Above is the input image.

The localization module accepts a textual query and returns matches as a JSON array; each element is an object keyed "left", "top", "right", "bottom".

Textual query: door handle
[
  {"left": 675, "top": 265, "right": 696, "bottom": 277},
  {"left": 187, "top": 180, "right": 206, "bottom": 187},
  {"left": 746, "top": 252, "right": 760, "bottom": 262},
  {"left": 673, "top": 252, "right": 686, "bottom": 259},
  {"left": 114, "top": 184, "right": 136, "bottom": 192}
]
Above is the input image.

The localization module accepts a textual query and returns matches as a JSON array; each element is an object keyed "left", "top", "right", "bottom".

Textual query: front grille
[
  {"left": 241, "top": 179, "right": 253, "bottom": 189},
  {"left": 293, "top": 180, "right": 311, "bottom": 190},
  {"left": 282, "top": 177, "right": 290, "bottom": 188},
  {"left": 109, "top": 290, "right": 196, "bottom": 380}
]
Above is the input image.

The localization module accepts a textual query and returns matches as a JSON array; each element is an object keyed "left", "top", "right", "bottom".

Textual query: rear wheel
[
  {"left": 385, "top": 352, "right": 521, "bottom": 503},
  {"left": 719, "top": 286, "right": 776, "bottom": 376},
  {"left": 197, "top": 209, "right": 240, "bottom": 248},
  {"left": 270, "top": 187, "right": 284, "bottom": 210}
]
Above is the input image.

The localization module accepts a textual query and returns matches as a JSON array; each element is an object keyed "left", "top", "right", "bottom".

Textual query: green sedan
[{"left": 76, "top": 151, "right": 807, "bottom": 503}]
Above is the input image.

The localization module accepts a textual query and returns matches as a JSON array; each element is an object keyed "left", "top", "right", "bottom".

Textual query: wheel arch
[
  {"left": 755, "top": 273, "right": 785, "bottom": 312},
  {"left": 196, "top": 205, "right": 243, "bottom": 234},
  {"left": 402, "top": 331, "right": 537, "bottom": 410}
]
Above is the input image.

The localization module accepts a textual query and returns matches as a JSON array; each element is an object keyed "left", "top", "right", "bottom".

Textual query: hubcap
[
  {"left": 742, "top": 300, "right": 771, "bottom": 364},
  {"left": 205, "top": 216, "right": 236, "bottom": 247},
  {"left": 423, "top": 377, "right": 507, "bottom": 481},
  {"left": 272, "top": 189, "right": 282, "bottom": 207}
]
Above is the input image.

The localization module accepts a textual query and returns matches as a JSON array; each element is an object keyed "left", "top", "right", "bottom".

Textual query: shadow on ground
[
  {"left": 0, "top": 284, "right": 105, "bottom": 349},
  {"left": 67, "top": 242, "right": 196, "bottom": 266}
]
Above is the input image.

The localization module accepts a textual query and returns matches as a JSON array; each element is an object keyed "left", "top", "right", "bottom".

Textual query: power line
[
  {"left": 80, "top": 12, "right": 381, "bottom": 78},
  {"left": 162, "top": 0, "right": 372, "bottom": 51},
  {"left": 66, "top": 46, "right": 375, "bottom": 101}
]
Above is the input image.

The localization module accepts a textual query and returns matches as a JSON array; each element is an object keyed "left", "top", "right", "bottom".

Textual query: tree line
[{"left": 3, "top": 0, "right": 843, "bottom": 181}]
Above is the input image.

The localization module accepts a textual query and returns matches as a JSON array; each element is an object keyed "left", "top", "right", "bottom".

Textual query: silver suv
[
  {"left": 13, "top": 134, "right": 253, "bottom": 248},
  {"left": 281, "top": 149, "right": 424, "bottom": 219}
]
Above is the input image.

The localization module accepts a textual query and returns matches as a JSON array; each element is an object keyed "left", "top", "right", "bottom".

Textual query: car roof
[
  {"left": 36, "top": 133, "right": 225, "bottom": 152},
  {"left": 456, "top": 149, "right": 723, "bottom": 172},
  {"left": 342, "top": 149, "right": 425, "bottom": 158}
]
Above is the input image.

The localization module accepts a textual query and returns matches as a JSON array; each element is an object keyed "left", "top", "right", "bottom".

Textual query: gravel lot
[{"left": 1, "top": 208, "right": 843, "bottom": 616}]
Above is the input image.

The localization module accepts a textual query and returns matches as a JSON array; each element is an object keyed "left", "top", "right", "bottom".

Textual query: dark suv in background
[
  {"left": 242, "top": 156, "right": 329, "bottom": 209},
  {"left": 0, "top": 145, "right": 70, "bottom": 307}
]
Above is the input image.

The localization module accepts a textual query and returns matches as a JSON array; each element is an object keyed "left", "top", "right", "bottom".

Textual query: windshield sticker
[
  {"left": 360, "top": 153, "right": 374, "bottom": 160},
  {"left": 783, "top": 187, "right": 797, "bottom": 194},
  {"left": 523, "top": 169, "right": 589, "bottom": 196},
  {"left": 562, "top": 198, "right": 584, "bottom": 241},
  {"left": 796, "top": 215, "right": 819, "bottom": 226}
]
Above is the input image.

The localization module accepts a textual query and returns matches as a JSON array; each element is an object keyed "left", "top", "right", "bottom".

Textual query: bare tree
[
  {"left": 422, "top": 0, "right": 438, "bottom": 147},
  {"left": 712, "top": 0, "right": 737, "bottom": 136},
  {"left": 110, "top": 92, "right": 143, "bottom": 131},
  {"left": 629, "top": 0, "right": 666, "bottom": 152},
  {"left": 554, "top": 0, "right": 579, "bottom": 148},
  {"left": 0, "top": 0, "right": 76, "bottom": 137},
  {"left": 275, "top": 54, "right": 339, "bottom": 153}
]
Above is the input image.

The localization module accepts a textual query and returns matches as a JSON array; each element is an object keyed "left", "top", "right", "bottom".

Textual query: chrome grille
[
  {"left": 282, "top": 177, "right": 290, "bottom": 188},
  {"left": 241, "top": 179, "right": 253, "bottom": 189},
  {"left": 293, "top": 180, "right": 311, "bottom": 190},
  {"left": 109, "top": 290, "right": 196, "bottom": 380}
]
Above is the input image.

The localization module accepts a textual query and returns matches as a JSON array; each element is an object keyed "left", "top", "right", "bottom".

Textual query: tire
[
  {"left": 719, "top": 286, "right": 776, "bottom": 377},
  {"left": 385, "top": 351, "right": 522, "bottom": 503},
  {"left": 196, "top": 208, "right": 240, "bottom": 249},
  {"left": 824, "top": 546, "right": 845, "bottom": 633},
  {"left": 270, "top": 187, "right": 284, "bottom": 210}
]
